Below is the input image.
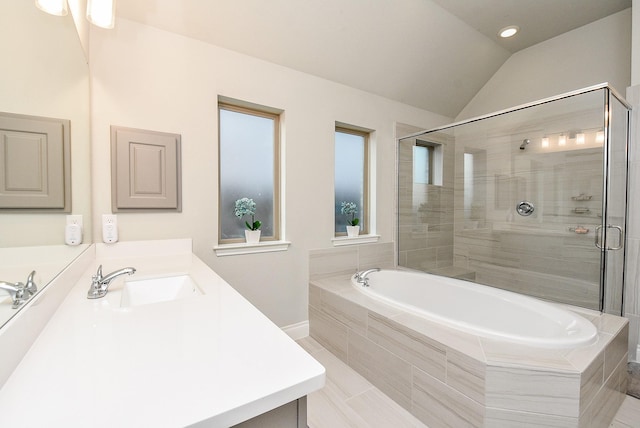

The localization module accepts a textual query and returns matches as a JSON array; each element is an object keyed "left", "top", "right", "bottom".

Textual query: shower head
[{"left": 520, "top": 139, "right": 530, "bottom": 150}]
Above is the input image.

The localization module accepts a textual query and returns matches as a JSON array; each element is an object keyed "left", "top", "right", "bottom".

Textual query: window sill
[
  {"left": 331, "top": 234, "right": 380, "bottom": 247},
  {"left": 214, "top": 240, "right": 291, "bottom": 257}
]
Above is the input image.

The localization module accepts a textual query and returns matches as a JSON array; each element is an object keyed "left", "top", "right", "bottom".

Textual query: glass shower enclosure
[{"left": 398, "top": 84, "right": 630, "bottom": 314}]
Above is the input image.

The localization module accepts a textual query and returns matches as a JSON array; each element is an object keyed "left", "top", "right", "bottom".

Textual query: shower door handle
[{"left": 595, "top": 225, "right": 624, "bottom": 250}]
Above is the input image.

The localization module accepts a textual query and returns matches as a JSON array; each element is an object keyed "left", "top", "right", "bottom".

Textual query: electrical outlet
[
  {"left": 65, "top": 215, "right": 83, "bottom": 246},
  {"left": 102, "top": 214, "right": 118, "bottom": 243}
]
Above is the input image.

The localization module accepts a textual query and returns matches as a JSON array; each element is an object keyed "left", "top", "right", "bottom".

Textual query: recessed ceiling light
[{"left": 499, "top": 26, "right": 519, "bottom": 38}]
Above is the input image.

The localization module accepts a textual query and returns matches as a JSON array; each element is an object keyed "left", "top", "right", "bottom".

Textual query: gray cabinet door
[{"left": 0, "top": 112, "right": 70, "bottom": 210}]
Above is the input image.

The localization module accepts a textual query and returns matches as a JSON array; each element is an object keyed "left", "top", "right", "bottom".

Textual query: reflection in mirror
[{"left": 0, "top": 0, "right": 91, "bottom": 328}]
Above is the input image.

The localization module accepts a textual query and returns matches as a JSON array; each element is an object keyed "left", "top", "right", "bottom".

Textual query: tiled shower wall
[
  {"left": 397, "top": 128, "right": 456, "bottom": 275},
  {"left": 451, "top": 143, "right": 604, "bottom": 310}
]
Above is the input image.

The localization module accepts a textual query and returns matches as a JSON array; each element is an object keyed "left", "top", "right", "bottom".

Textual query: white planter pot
[
  {"left": 346, "top": 225, "right": 360, "bottom": 237},
  {"left": 245, "top": 229, "right": 261, "bottom": 244}
]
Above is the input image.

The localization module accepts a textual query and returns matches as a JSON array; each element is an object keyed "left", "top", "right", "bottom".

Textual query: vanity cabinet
[{"left": 232, "top": 397, "right": 307, "bottom": 428}]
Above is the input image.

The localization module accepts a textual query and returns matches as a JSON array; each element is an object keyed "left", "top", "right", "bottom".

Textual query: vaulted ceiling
[{"left": 117, "top": 0, "right": 631, "bottom": 118}]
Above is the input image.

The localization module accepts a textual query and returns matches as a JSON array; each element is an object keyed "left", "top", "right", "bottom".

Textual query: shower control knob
[{"left": 516, "top": 201, "right": 535, "bottom": 216}]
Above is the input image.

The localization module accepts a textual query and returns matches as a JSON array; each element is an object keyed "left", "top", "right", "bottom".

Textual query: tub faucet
[
  {"left": 0, "top": 271, "right": 37, "bottom": 309},
  {"left": 354, "top": 268, "right": 380, "bottom": 287},
  {"left": 87, "top": 265, "right": 136, "bottom": 299}
]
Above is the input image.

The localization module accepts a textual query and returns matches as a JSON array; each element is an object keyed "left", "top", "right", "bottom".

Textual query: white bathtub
[{"left": 352, "top": 269, "right": 598, "bottom": 348}]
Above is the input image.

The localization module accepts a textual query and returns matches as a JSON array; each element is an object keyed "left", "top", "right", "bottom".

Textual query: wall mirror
[{"left": 0, "top": 1, "right": 92, "bottom": 328}]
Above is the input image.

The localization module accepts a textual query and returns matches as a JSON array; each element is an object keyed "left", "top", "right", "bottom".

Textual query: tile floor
[{"left": 297, "top": 336, "right": 640, "bottom": 428}]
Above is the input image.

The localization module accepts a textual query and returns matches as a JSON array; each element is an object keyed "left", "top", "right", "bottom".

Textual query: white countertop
[{"left": 0, "top": 240, "right": 325, "bottom": 427}]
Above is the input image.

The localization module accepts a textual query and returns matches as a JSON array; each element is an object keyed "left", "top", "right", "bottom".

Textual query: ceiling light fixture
[
  {"left": 499, "top": 25, "right": 519, "bottom": 38},
  {"left": 35, "top": 0, "right": 68, "bottom": 16},
  {"left": 87, "top": 0, "right": 116, "bottom": 29}
]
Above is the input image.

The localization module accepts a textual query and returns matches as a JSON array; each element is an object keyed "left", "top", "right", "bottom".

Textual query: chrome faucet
[
  {"left": 87, "top": 265, "right": 136, "bottom": 299},
  {"left": 0, "top": 271, "right": 37, "bottom": 309},
  {"left": 354, "top": 268, "right": 380, "bottom": 287}
]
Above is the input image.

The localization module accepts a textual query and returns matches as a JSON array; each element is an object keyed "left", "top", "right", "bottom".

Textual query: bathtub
[{"left": 351, "top": 269, "right": 597, "bottom": 348}]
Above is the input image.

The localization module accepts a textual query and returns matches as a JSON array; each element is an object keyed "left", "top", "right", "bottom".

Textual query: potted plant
[
  {"left": 341, "top": 201, "right": 360, "bottom": 237},
  {"left": 235, "top": 197, "right": 262, "bottom": 243}
]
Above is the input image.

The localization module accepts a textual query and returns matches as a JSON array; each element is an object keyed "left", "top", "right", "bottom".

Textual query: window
[
  {"left": 335, "top": 126, "right": 369, "bottom": 235},
  {"left": 218, "top": 102, "right": 280, "bottom": 243},
  {"left": 413, "top": 144, "right": 434, "bottom": 184}
]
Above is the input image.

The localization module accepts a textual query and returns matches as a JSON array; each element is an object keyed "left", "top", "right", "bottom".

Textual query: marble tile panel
[
  {"left": 397, "top": 250, "right": 408, "bottom": 267},
  {"left": 446, "top": 347, "right": 486, "bottom": 405},
  {"left": 472, "top": 263, "right": 599, "bottom": 310},
  {"left": 411, "top": 366, "right": 485, "bottom": 428},
  {"left": 485, "top": 407, "right": 579, "bottom": 428},
  {"left": 311, "top": 275, "right": 353, "bottom": 294},
  {"left": 624, "top": 238, "right": 640, "bottom": 316},
  {"left": 595, "top": 313, "right": 629, "bottom": 336},
  {"left": 309, "top": 247, "right": 358, "bottom": 280},
  {"left": 605, "top": 323, "right": 629, "bottom": 381},
  {"left": 610, "top": 396, "right": 640, "bottom": 428},
  {"left": 398, "top": 226, "right": 429, "bottom": 252},
  {"left": 320, "top": 288, "right": 369, "bottom": 335},
  {"left": 309, "top": 283, "right": 322, "bottom": 310},
  {"left": 296, "top": 335, "right": 324, "bottom": 355},
  {"left": 480, "top": 339, "right": 577, "bottom": 372},
  {"left": 309, "top": 305, "right": 348, "bottom": 362},
  {"left": 391, "top": 312, "right": 485, "bottom": 361},
  {"left": 485, "top": 365, "right": 581, "bottom": 417},
  {"left": 358, "top": 242, "right": 395, "bottom": 270},
  {"left": 581, "top": 354, "right": 627, "bottom": 428},
  {"left": 436, "top": 246, "right": 454, "bottom": 268},
  {"left": 366, "top": 312, "right": 446, "bottom": 381},
  {"left": 347, "top": 330, "right": 413, "bottom": 410},
  {"left": 625, "top": 313, "right": 639, "bottom": 361},
  {"left": 560, "top": 333, "right": 612, "bottom": 372},
  {"left": 345, "top": 388, "right": 428, "bottom": 428},
  {"left": 307, "top": 386, "right": 369, "bottom": 428},
  {"left": 405, "top": 248, "right": 438, "bottom": 271},
  {"left": 579, "top": 349, "right": 604, "bottom": 412},
  {"left": 309, "top": 348, "right": 372, "bottom": 401},
  {"left": 427, "top": 227, "right": 454, "bottom": 247}
]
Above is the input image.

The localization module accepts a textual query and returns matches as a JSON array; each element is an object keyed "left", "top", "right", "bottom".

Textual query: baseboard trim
[{"left": 282, "top": 320, "right": 309, "bottom": 340}]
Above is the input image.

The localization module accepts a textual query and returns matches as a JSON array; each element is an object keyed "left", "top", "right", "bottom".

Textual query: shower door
[
  {"left": 601, "top": 91, "right": 630, "bottom": 314},
  {"left": 398, "top": 85, "right": 629, "bottom": 314}
]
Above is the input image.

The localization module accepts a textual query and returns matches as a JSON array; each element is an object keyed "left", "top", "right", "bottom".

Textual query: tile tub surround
[
  {"left": 309, "top": 274, "right": 628, "bottom": 428},
  {"left": 309, "top": 242, "right": 395, "bottom": 281}
]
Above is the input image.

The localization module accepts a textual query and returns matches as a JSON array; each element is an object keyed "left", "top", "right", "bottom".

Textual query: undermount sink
[{"left": 120, "top": 275, "right": 202, "bottom": 308}]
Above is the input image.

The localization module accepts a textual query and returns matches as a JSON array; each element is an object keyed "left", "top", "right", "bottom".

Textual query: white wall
[
  {"left": 458, "top": 9, "right": 631, "bottom": 121},
  {"left": 89, "top": 18, "right": 449, "bottom": 327},
  {"left": 633, "top": 0, "right": 640, "bottom": 86},
  {"left": 68, "top": 0, "right": 90, "bottom": 61}
]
